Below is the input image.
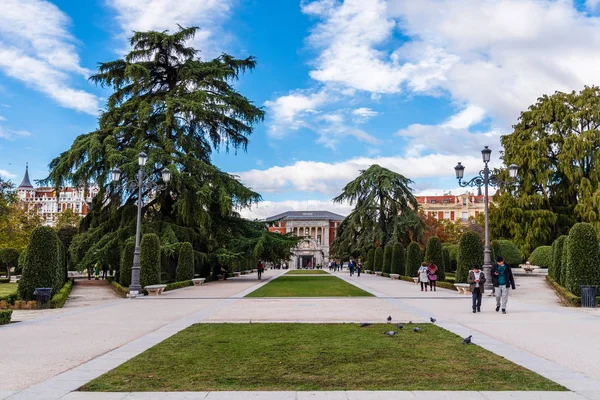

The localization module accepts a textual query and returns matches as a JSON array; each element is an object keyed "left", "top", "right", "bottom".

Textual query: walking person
[
  {"left": 467, "top": 264, "right": 486, "bottom": 313},
  {"left": 257, "top": 261, "right": 264, "bottom": 281},
  {"left": 492, "top": 256, "right": 516, "bottom": 314},
  {"left": 349, "top": 258, "right": 355, "bottom": 276},
  {"left": 356, "top": 259, "right": 362, "bottom": 277},
  {"left": 418, "top": 262, "right": 429, "bottom": 291},
  {"left": 427, "top": 262, "right": 438, "bottom": 291},
  {"left": 102, "top": 264, "right": 108, "bottom": 280}
]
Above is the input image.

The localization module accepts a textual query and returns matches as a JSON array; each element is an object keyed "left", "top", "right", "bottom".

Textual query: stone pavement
[{"left": 63, "top": 279, "right": 121, "bottom": 308}]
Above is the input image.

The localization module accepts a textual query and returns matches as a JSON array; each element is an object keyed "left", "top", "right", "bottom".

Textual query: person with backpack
[
  {"left": 418, "top": 262, "right": 429, "bottom": 291},
  {"left": 492, "top": 256, "right": 516, "bottom": 314},
  {"left": 427, "top": 262, "right": 438, "bottom": 291},
  {"left": 257, "top": 261, "right": 264, "bottom": 281}
]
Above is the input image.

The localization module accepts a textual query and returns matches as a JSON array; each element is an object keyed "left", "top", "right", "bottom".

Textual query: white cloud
[
  {"left": 0, "top": 0, "right": 100, "bottom": 114},
  {"left": 239, "top": 199, "right": 352, "bottom": 220},
  {"left": 0, "top": 169, "right": 17, "bottom": 179},
  {"left": 352, "top": 107, "right": 379, "bottom": 123},
  {"left": 0, "top": 125, "right": 32, "bottom": 141},
  {"left": 0, "top": 116, "right": 5, "bottom": 121},
  {"left": 588, "top": 0, "right": 600, "bottom": 11},
  {"left": 264, "top": 89, "right": 330, "bottom": 137}
]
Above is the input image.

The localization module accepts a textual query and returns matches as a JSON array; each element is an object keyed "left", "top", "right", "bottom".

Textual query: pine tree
[
  {"left": 382, "top": 244, "right": 393, "bottom": 274},
  {"left": 391, "top": 243, "right": 406, "bottom": 275},
  {"left": 176, "top": 242, "right": 195, "bottom": 281},
  {"left": 374, "top": 247, "right": 384, "bottom": 272},
  {"left": 366, "top": 248, "right": 375, "bottom": 272},
  {"left": 406, "top": 242, "right": 421, "bottom": 277}
]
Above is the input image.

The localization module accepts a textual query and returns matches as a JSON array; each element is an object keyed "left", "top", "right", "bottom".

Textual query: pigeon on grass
[
  {"left": 462, "top": 335, "right": 472, "bottom": 345},
  {"left": 387, "top": 316, "right": 392, "bottom": 323},
  {"left": 430, "top": 317, "right": 436, "bottom": 323},
  {"left": 360, "top": 323, "right": 372, "bottom": 328},
  {"left": 384, "top": 331, "right": 397, "bottom": 337},
  {"left": 413, "top": 327, "right": 421, "bottom": 333},
  {"left": 396, "top": 323, "right": 403, "bottom": 329}
]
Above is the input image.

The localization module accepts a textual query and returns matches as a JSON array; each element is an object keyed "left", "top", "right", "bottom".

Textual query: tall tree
[{"left": 332, "top": 165, "right": 423, "bottom": 256}]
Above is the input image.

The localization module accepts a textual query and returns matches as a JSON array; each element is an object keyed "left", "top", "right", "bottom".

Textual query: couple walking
[
  {"left": 417, "top": 262, "right": 438, "bottom": 291},
  {"left": 468, "top": 256, "right": 516, "bottom": 314}
]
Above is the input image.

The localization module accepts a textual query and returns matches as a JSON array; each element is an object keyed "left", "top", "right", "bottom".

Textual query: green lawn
[
  {"left": 80, "top": 323, "right": 564, "bottom": 392},
  {"left": 247, "top": 275, "right": 372, "bottom": 297},
  {"left": 286, "top": 269, "right": 329, "bottom": 275},
  {"left": 0, "top": 283, "right": 17, "bottom": 297}
]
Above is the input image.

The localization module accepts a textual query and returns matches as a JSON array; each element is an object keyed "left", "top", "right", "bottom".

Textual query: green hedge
[
  {"left": 120, "top": 240, "right": 135, "bottom": 288},
  {"left": 176, "top": 242, "right": 194, "bottom": 281},
  {"left": 546, "top": 276, "right": 600, "bottom": 307},
  {"left": 550, "top": 235, "right": 567, "bottom": 284},
  {"left": 443, "top": 244, "right": 458, "bottom": 271},
  {"left": 425, "top": 236, "right": 445, "bottom": 281},
  {"left": 491, "top": 240, "right": 522, "bottom": 266},
  {"left": 17, "top": 249, "right": 27, "bottom": 275},
  {"left": 374, "top": 247, "right": 383, "bottom": 272},
  {"left": 140, "top": 233, "right": 161, "bottom": 288},
  {"left": 529, "top": 246, "right": 552, "bottom": 268},
  {"left": 0, "top": 309, "right": 12, "bottom": 325},
  {"left": 560, "top": 237, "right": 569, "bottom": 286},
  {"left": 456, "top": 231, "right": 483, "bottom": 283},
  {"left": 49, "top": 279, "right": 74, "bottom": 308},
  {"left": 164, "top": 280, "right": 194, "bottom": 292},
  {"left": 0, "top": 248, "right": 19, "bottom": 277},
  {"left": 18, "top": 226, "right": 61, "bottom": 301},
  {"left": 382, "top": 244, "right": 393, "bottom": 274},
  {"left": 565, "top": 223, "right": 600, "bottom": 296},
  {"left": 366, "top": 248, "right": 375, "bottom": 271},
  {"left": 108, "top": 278, "right": 128, "bottom": 298},
  {"left": 391, "top": 243, "right": 406, "bottom": 275},
  {"left": 442, "top": 247, "right": 451, "bottom": 274},
  {"left": 406, "top": 242, "right": 421, "bottom": 277}
]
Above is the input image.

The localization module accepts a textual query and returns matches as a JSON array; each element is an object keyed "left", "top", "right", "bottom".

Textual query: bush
[
  {"left": 373, "top": 247, "right": 384, "bottom": 272},
  {"left": 456, "top": 231, "right": 483, "bottom": 283},
  {"left": 425, "top": 236, "right": 445, "bottom": 281},
  {"left": 382, "top": 244, "right": 393, "bottom": 274},
  {"left": 565, "top": 223, "right": 600, "bottom": 296},
  {"left": 366, "top": 248, "right": 375, "bottom": 271},
  {"left": 120, "top": 240, "right": 135, "bottom": 288},
  {"left": 18, "top": 227, "right": 61, "bottom": 301},
  {"left": 442, "top": 247, "right": 451, "bottom": 274},
  {"left": 140, "top": 233, "right": 161, "bottom": 288},
  {"left": 108, "top": 278, "right": 128, "bottom": 298},
  {"left": 406, "top": 242, "right": 422, "bottom": 277},
  {"left": 176, "top": 242, "right": 194, "bottom": 281},
  {"left": 17, "top": 249, "right": 27, "bottom": 275},
  {"left": 0, "top": 309, "right": 12, "bottom": 325},
  {"left": 56, "top": 240, "right": 66, "bottom": 292},
  {"left": 164, "top": 280, "right": 194, "bottom": 291},
  {"left": 560, "top": 237, "right": 569, "bottom": 286},
  {"left": 391, "top": 243, "right": 406, "bottom": 275},
  {"left": 444, "top": 244, "right": 458, "bottom": 271},
  {"left": 0, "top": 248, "right": 19, "bottom": 277},
  {"left": 491, "top": 240, "right": 522, "bottom": 266},
  {"left": 49, "top": 279, "right": 74, "bottom": 308},
  {"left": 529, "top": 245, "right": 552, "bottom": 268},
  {"left": 550, "top": 235, "right": 567, "bottom": 284}
]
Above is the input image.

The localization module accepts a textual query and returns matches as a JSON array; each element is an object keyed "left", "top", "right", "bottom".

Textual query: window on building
[
  {"left": 462, "top": 198, "right": 467, "bottom": 205},
  {"left": 430, "top": 199, "right": 437, "bottom": 204},
  {"left": 444, "top": 211, "right": 450, "bottom": 219},
  {"left": 462, "top": 211, "right": 468, "bottom": 222}
]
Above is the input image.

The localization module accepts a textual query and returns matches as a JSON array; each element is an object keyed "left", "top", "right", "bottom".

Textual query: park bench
[
  {"left": 375, "top": 271, "right": 382, "bottom": 276},
  {"left": 454, "top": 283, "right": 471, "bottom": 294},
  {"left": 217, "top": 275, "right": 225, "bottom": 281},
  {"left": 192, "top": 278, "right": 206, "bottom": 286},
  {"left": 390, "top": 274, "right": 400, "bottom": 280},
  {"left": 412, "top": 277, "right": 419, "bottom": 284},
  {"left": 233, "top": 271, "right": 241, "bottom": 277},
  {"left": 145, "top": 284, "right": 167, "bottom": 296},
  {"left": 364, "top": 270, "right": 371, "bottom": 274},
  {"left": 252, "top": 269, "right": 258, "bottom": 273}
]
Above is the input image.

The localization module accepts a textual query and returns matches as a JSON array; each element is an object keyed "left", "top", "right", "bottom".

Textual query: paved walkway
[{"left": 63, "top": 279, "right": 120, "bottom": 308}]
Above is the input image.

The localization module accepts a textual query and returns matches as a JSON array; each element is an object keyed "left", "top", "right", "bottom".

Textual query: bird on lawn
[
  {"left": 360, "top": 323, "right": 372, "bottom": 328},
  {"left": 413, "top": 327, "right": 421, "bottom": 332},
  {"left": 430, "top": 317, "right": 436, "bottom": 323},
  {"left": 384, "top": 331, "right": 397, "bottom": 337},
  {"left": 462, "top": 335, "right": 472, "bottom": 345},
  {"left": 396, "top": 323, "right": 403, "bottom": 329},
  {"left": 387, "top": 316, "right": 392, "bottom": 323}
]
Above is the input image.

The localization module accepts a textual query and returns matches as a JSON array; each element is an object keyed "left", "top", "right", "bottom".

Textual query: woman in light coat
[{"left": 418, "top": 262, "right": 429, "bottom": 291}]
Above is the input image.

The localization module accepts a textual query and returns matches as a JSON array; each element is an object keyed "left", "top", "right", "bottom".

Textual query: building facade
[
  {"left": 15, "top": 165, "right": 99, "bottom": 227},
  {"left": 266, "top": 211, "right": 345, "bottom": 269},
  {"left": 416, "top": 192, "right": 486, "bottom": 222}
]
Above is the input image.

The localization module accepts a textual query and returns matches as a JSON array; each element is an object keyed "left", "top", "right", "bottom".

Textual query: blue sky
[{"left": 2, "top": 0, "right": 600, "bottom": 219}]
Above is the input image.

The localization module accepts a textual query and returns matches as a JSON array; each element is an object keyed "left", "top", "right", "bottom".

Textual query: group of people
[
  {"left": 328, "top": 259, "right": 343, "bottom": 272},
  {"left": 468, "top": 256, "right": 516, "bottom": 314},
  {"left": 328, "top": 258, "right": 363, "bottom": 276},
  {"left": 417, "top": 262, "right": 439, "bottom": 291}
]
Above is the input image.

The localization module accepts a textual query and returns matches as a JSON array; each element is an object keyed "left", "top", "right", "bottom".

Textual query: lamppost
[
  {"left": 454, "top": 146, "right": 517, "bottom": 291},
  {"left": 111, "top": 152, "right": 171, "bottom": 297}
]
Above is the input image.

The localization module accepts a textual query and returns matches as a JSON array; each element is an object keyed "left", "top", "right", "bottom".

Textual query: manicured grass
[
  {"left": 0, "top": 283, "right": 17, "bottom": 297},
  {"left": 81, "top": 323, "right": 564, "bottom": 392},
  {"left": 246, "top": 275, "right": 372, "bottom": 297},
  {"left": 286, "top": 269, "right": 329, "bottom": 275}
]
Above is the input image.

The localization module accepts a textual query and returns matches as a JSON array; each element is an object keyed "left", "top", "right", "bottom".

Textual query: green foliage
[
  {"left": 164, "top": 280, "right": 194, "bottom": 292},
  {"left": 176, "top": 242, "right": 195, "bottom": 281},
  {"left": 456, "top": 232, "right": 483, "bottom": 284},
  {"left": 120, "top": 240, "right": 135, "bottom": 287},
  {"left": 442, "top": 247, "right": 451, "bottom": 273},
  {"left": 108, "top": 278, "right": 128, "bottom": 298},
  {"left": 565, "top": 223, "right": 600, "bottom": 296},
  {"left": 332, "top": 165, "right": 423, "bottom": 256},
  {"left": 391, "top": 243, "right": 406, "bottom": 275},
  {"left": 140, "top": 233, "right": 161, "bottom": 288},
  {"left": 17, "top": 249, "right": 27, "bottom": 275},
  {"left": 443, "top": 244, "right": 459, "bottom": 271},
  {"left": 0, "top": 248, "right": 19, "bottom": 278},
  {"left": 55, "top": 209, "right": 81, "bottom": 229},
  {"left": 0, "top": 309, "right": 12, "bottom": 325},
  {"left": 425, "top": 236, "right": 445, "bottom": 281},
  {"left": 56, "top": 240, "right": 66, "bottom": 292},
  {"left": 406, "top": 242, "right": 422, "bottom": 277},
  {"left": 550, "top": 235, "right": 567, "bottom": 283},
  {"left": 18, "top": 227, "right": 61, "bottom": 301},
  {"left": 50, "top": 279, "right": 74, "bottom": 308},
  {"left": 491, "top": 240, "right": 522, "bottom": 266},
  {"left": 529, "top": 246, "right": 553, "bottom": 268},
  {"left": 560, "top": 237, "right": 569, "bottom": 285},
  {"left": 374, "top": 247, "right": 384, "bottom": 272},
  {"left": 366, "top": 248, "right": 375, "bottom": 271},
  {"left": 382, "top": 244, "right": 393, "bottom": 274}
]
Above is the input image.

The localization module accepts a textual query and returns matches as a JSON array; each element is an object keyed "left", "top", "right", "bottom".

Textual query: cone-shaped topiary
[
  {"left": 366, "top": 248, "right": 375, "bottom": 271},
  {"left": 425, "top": 236, "right": 445, "bottom": 281},
  {"left": 176, "top": 242, "right": 195, "bottom": 281},
  {"left": 406, "top": 242, "right": 421, "bottom": 277},
  {"left": 491, "top": 240, "right": 522, "bottom": 266},
  {"left": 550, "top": 235, "right": 567, "bottom": 283},
  {"left": 560, "top": 237, "right": 569, "bottom": 286},
  {"left": 529, "top": 246, "right": 552, "bottom": 268},
  {"left": 442, "top": 247, "right": 451, "bottom": 274},
  {"left": 565, "top": 223, "right": 600, "bottom": 296},
  {"left": 456, "top": 231, "right": 483, "bottom": 283},
  {"left": 120, "top": 240, "right": 135, "bottom": 287},
  {"left": 18, "top": 226, "right": 61, "bottom": 300},
  {"left": 374, "top": 247, "right": 384, "bottom": 272},
  {"left": 382, "top": 244, "right": 393, "bottom": 274},
  {"left": 140, "top": 233, "right": 161, "bottom": 288},
  {"left": 391, "top": 243, "right": 406, "bottom": 275},
  {"left": 444, "top": 244, "right": 459, "bottom": 271}
]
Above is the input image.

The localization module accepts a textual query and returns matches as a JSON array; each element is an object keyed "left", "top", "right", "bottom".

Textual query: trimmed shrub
[
  {"left": 391, "top": 243, "right": 406, "bottom": 275},
  {"left": 565, "top": 223, "right": 600, "bottom": 296},
  {"left": 550, "top": 235, "right": 567, "bottom": 283},
  {"left": 0, "top": 309, "right": 12, "bottom": 325},
  {"left": 164, "top": 280, "right": 194, "bottom": 291},
  {"left": 49, "top": 279, "right": 74, "bottom": 308},
  {"left": 366, "top": 248, "right": 375, "bottom": 271},
  {"left": 176, "top": 242, "right": 194, "bottom": 281},
  {"left": 140, "top": 233, "right": 161, "bottom": 288},
  {"left": 406, "top": 242, "right": 422, "bottom": 277},
  {"left": 18, "top": 226, "right": 61, "bottom": 301},
  {"left": 374, "top": 247, "right": 384, "bottom": 272},
  {"left": 491, "top": 240, "right": 522, "bottom": 266},
  {"left": 529, "top": 245, "right": 552, "bottom": 268},
  {"left": 17, "top": 249, "right": 27, "bottom": 275},
  {"left": 560, "top": 237, "right": 569, "bottom": 286},
  {"left": 108, "top": 278, "right": 128, "bottom": 298},
  {"left": 382, "top": 244, "right": 393, "bottom": 274},
  {"left": 456, "top": 231, "right": 483, "bottom": 283},
  {"left": 425, "top": 236, "right": 445, "bottom": 281},
  {"left": 56, "top": 240, "right": 66, "bottom": 293},
  {"left": 444, "top": 244, "right": 459, "bottom": 271},
  {"left": 120, "top": 240, "right": 135, "bottom": 288},
  {"left": 442, "top": 247, "right": 451, "bottom": 274},
  {"left": 0, "top": 248, "right": 19, "bottom": 277}
]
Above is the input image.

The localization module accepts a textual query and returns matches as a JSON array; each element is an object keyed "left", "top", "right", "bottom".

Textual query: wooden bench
[
  {"left": 390, "top": 274, "right": 400, "bottom": 280},
  {"left": 192, "top": 278, "right": 206, "bottom": 286},
  {"left": 145, "top": 284, "right": 167, "bottom": 296},
  {"left": 454, "top": 283, "right": 471, "bottom": 294},
  {"left": 375, "top": 271, "right": 382, "bottom": 276}
]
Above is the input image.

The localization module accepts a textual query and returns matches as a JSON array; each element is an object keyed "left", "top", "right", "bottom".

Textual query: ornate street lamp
[
  {"left": 454, "top": 146, "right": 518, "bottom": 291},
  {"left": 112, "top": 152, "right": 170, "bottom": 297}
]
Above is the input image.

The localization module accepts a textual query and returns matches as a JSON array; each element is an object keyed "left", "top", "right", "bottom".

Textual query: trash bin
[
  {"left": 581, "top": 285, "right": 597, "bottom": 308},
  {"left": 33, "top": 288, "right": 53, "bottom": 309}
]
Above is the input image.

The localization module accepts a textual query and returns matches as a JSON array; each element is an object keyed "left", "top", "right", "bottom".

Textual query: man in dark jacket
[{"left": 492, "top": 256, "right": 516, "bottom": 314}]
